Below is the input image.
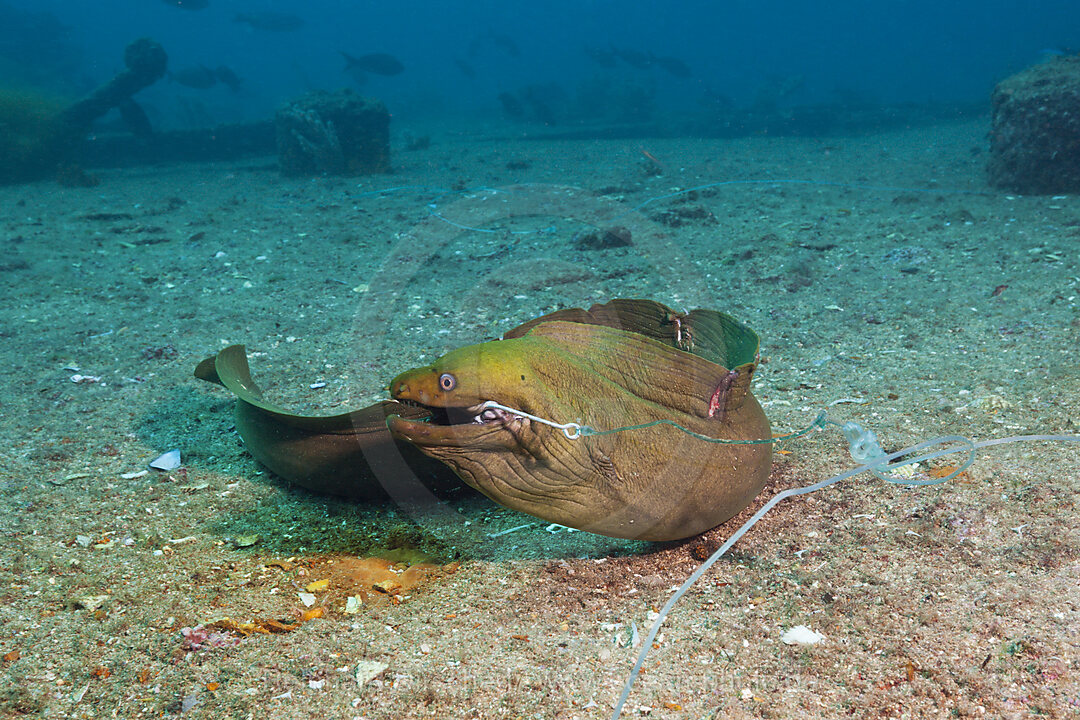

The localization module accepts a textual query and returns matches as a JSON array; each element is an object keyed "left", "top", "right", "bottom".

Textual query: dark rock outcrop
[
  {"left": 275, "top": 89, "right": 390, "bottom": 176},
  {"left": 989, "top": 56, "right": 1080, "bottom": 194}
]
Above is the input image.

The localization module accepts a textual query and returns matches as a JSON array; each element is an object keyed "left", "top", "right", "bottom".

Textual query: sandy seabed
[{"left": 0, "top": 117, "right": 1077, "bottom": 719}]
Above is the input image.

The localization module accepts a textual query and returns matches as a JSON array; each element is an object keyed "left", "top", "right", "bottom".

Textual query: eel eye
[{"left": 438, "top": 373, "right": 456, "bottom": 391}]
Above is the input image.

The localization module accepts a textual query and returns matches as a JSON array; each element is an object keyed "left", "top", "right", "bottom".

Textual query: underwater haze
[{"left": 4, "top": 0, "right": 1080, "bottom": 126}]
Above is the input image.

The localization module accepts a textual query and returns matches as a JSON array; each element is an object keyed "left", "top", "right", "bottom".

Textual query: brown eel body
[{"left": 195, "top": 299, "right": 772, "bottom": 541}]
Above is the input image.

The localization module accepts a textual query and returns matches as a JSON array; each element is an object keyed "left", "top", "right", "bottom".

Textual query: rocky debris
[
  {"left": 989, "top": 55, "right": 1080, "bottom": 193},
  {"left": 275, "top": 89, "right": 390, "bottom": 176}
]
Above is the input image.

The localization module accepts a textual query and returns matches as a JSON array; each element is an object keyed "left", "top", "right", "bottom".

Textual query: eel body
[
  {"left": 387, "top": 302, "right": 771, "bottom": 541},
  {"left": 194, "top": 346, "right": 454, "bottom": 502},
  {"left": 196, "top": 299, "right": 772, "bottom": 541}
]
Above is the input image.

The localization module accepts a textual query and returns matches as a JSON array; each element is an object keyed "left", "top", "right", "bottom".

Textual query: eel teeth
[{"left": 473, "top": 406, "right": 505, "bottom": 424}]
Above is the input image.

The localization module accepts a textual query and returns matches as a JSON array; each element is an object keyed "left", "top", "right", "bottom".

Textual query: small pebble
[
  {"left": 354, "top": 661, "right": 388, "bottom": 687},
  {"left": 230, "top": 534, "right": 260, "bottom": 548},
  {"left": 373, "top": 579, "right": 402, "bottom": 594},
  {"left": 71, "top": 594, "right": 109, "bottom": 611}
]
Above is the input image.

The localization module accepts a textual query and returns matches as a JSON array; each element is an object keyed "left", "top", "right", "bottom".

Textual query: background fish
[
  {"left": 214, "top": 66, "right": 243, "bottom": 92},
  {"left": 342, "top": 51, "right": 405, "bottom": 78}
]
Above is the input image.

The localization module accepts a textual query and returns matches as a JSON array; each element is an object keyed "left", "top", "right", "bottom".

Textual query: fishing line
[
  {"left": 609, "top": 429, "right": 1078, "bottom": 719},
  {"left": 478, "top": 400, "right": 1079, "bottom": 719},
  {"left": 352, "top": 177, "right": 1054, "bottom": 716}
]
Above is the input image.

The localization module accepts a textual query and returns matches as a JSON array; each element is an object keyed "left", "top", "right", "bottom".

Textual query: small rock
[
  {"left": 373, "top": 579, "right": 402, "bottom": 594},
  {"left": 71, "top": 594, "right": 109, "bottom": 611},
  {"left": 230, "top": 534, "right": 260, "bottom": 548},
  {"left": 577, "top": 225, "right": 633, "bottom": 250},
  {"left": 354, "top": 660, "right": 388, "bottom": 687},
  {"left": 976, "top": 394, "right": 1013, "bottom": 411}
]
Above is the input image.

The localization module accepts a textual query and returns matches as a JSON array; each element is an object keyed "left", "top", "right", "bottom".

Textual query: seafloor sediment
[{"left": 0, "top": 117, "right": 1077, "bottom": 719}]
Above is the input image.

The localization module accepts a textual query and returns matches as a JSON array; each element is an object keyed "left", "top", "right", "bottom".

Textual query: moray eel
[
  {"left": 388, "top": 301, "right": 772, "bottom": 541},
  {"left": 195, "top": 299, "right": 772, "bottom": 541},
  {"left": 194, "top": 346, "right": 455, "bottom": 502}
]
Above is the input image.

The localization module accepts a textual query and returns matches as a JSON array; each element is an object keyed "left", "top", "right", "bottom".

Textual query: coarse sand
[{"left": 0, "top": 116, "right": 1077, "bottom": 719}]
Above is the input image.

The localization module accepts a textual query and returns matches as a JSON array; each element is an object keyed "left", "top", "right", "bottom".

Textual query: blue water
[{"left": 3, "top": 0, "right": 1079, "bottom": 128}]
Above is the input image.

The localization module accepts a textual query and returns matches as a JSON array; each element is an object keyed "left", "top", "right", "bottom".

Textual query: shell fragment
[
  {"left": 781, "top": 625, "right": 825, "bottom": 646},
  {"left": 149, "top": 449, "right": 181, "bottom": 471}
]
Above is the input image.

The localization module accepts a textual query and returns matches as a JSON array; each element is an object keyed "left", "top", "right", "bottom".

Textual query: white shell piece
[
  {"left": 149, "top": 449, "right": 181, "bottom": 471},
  {"left": 781, "top": 625, "right": 825, "bottom": 646}
]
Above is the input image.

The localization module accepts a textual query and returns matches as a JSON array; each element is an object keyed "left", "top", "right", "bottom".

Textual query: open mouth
[
  {"left": 395, "top": 399, "right": 525, "bottom": 429},
  {"left": 388, "top": 399, "right": 528, "bottom": 449}
]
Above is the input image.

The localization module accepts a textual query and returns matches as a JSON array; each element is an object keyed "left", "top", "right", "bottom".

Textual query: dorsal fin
[{"left": 504, "top": 298, "right": 759, "bottom": 371}]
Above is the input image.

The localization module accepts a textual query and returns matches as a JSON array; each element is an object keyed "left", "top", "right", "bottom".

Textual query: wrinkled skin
[
  {"left": 388, "top": 319, "right": 771, "bottom": 541},
  {"left": 196, "top": 299, "right": 773, "bottom": 541}
]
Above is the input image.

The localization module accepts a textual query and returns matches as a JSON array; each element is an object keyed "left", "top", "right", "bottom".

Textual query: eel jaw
[{"left": 387, "top": 399, "right": 529, "bottom": 448}]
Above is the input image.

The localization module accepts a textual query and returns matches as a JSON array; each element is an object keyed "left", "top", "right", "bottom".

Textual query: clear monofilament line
[
  {"left": 608, "top": 430, "right": 1080, "bottom": 719},
  {"left": 477, "top": 400, "right": 584, "bottom": 439}
]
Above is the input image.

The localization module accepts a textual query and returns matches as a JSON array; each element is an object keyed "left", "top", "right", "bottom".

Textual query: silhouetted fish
[
  {"left": 613, "top": 47, "right": 652, "bottom": 69},
  {"left": 652, "top": 55, "right": 692, "bottom": 78},
  {"left": 169, "top": 65, "right": 218, "bottom": 89},
  {"left": 233, "top": 12, "right": 305, "bottom": 31},
  {"left": 215, "top": 66, "right": 242, "bottom": 92},
  {"left": 342, "top": 52, "right": 404, "bottom": 77},
  {"left": 162, "top": 0, "right": 208, "bottom": 9}
]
